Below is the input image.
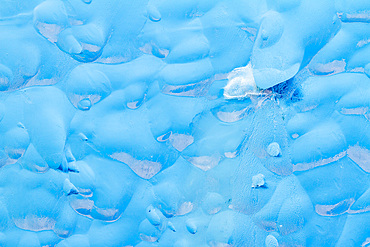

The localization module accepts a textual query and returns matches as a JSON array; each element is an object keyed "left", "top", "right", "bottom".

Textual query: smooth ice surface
[{"left": 1, "top": 0, "right": 370, "bottom": 246}]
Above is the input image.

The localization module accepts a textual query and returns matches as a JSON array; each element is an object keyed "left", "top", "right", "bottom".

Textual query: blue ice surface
[{"left": 0, "top": 0, "right": 370, "bottom": 246}]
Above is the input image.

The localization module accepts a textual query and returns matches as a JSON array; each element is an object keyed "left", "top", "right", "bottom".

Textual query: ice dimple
[
  {"left": 1, "top": 0, "right": 370, "bottom": 245},
  {"left": 65, "top": 66, "right": 112, "bottom": 109},
  {"left": 33, "top": 0, "right": 69, "bottom": 43},
  {"left": 202, "top": 192, "right": 224, "bottom": 215},
  {"left": 3, "top": 126, "right": 30, "bottom": 162}
]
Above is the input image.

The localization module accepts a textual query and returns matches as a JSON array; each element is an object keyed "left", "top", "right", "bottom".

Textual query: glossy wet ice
[{"left": 0, "top": 0, "right": 370, "bottom": 246}]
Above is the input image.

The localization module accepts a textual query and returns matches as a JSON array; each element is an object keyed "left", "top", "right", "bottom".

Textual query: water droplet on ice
[
  {"left": 77, "top": 98, "right": 92, "bottom": 111},
  {"left": 267, "top": 142, "right": 281, "bottom": 157},
  {"left": 147, "top": 5, "right": 161, "bottom": 22},
  {"left": 66, "top": 66, "right": 111, "bottom": 108},
  {"left": 252, "top": 174, "right": 265, "bottom": 188}
]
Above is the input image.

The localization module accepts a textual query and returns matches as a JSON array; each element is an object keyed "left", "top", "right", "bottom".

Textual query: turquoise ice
[{"left": 0, "top": 0, "right": 370, "bottom": 246}]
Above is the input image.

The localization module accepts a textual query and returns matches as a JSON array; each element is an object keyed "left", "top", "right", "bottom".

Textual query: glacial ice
[{"left": 0, "top": 0, "right": 370, "bottom": 246}]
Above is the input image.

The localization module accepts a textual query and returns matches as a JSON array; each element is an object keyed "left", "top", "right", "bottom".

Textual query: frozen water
[
  {"left": 267, "top": 142, "right": 281, "bottom": 157},
  {"left": 251, "top": 174, "right": 266, "bottom": 188},
  {"left": 0, "top": 0, "right": 370, "bottom": 246},
  {"left": 223, "top": 63, "right": 259, "bottom": 99},
  {"left": 265, "top": 234, "right": 279, "bottom": 247}
]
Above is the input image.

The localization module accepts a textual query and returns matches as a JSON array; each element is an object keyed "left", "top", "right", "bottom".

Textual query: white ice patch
[
  {"left": 223, "top": 63, "right": 259, "bottom": 100},
  {"left": 347, "top": 145, "right": 370, "bottom": 173},
  {"left": 13, "top": 215, "right": 56, "bottom": 232},
  {"left": 252, "top": 174, "right": 265, "bottom": 188},
  {"left": 110, "top": 152, "right": 162, "bottom": 179}
]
